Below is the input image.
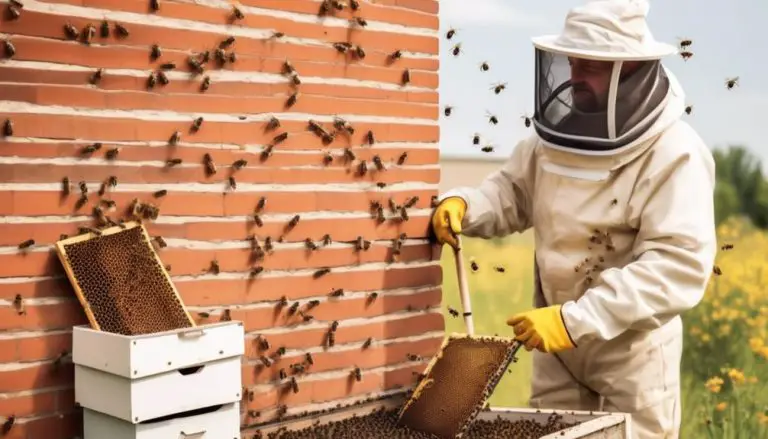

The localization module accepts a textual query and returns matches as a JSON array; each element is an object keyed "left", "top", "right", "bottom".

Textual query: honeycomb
[
  {"left": 55, "top": 221, "right": 195, "bottom": 335},
  {"left": 265, "top": 406, "right": 578, "bottom": 438},
  {"left": 396, "top": 334, "right": 522, "bottom": 439}
]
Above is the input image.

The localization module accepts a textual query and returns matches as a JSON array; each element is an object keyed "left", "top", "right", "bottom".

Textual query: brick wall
[{"left": 0, "top": 0, "right": 442, "bottom": 437}]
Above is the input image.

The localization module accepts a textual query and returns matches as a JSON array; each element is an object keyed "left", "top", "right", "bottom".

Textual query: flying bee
[
  {"left": 685, "top": 105, "right": 693, "bottom": 115},
  {"left": 486, "top": 111, "right": 498, "bottom": 125},
  {"left": 521, "top": 114, "right": 532, "bottom": 127},
  {"left": 679, "top": 50, "right": 693, "bottom": 61},
  {"left": 401, "top": 68, "right": 411, "bottom": 85},
  {"left": 494, "top": 265, "right": 506, "bottom": 273},
  {"left": 677, "top": 37, "right": 693, "bottom": 50},
  {"left": 446, "top": 28, "right": 456, "bottom": 39},
  {"left": 3, "top": 40, "right": 15, "bottom": 58},
  {"left": 447, "top": 306, "right": 460, "bottom": 318},
  {"left": 203, "top": 153, "right": 217, "bottom": 176},
  {"left": 491, "top": 82, "right": 507, "bottom": 94},
  {"left": 481, "top": 144, "right": 495, "bottom": 153},
  {"left": 721, "top": 243, "right": 734, "bottom": 251},
  {"left": 725, "top": 76, "right": 739, "bottom": 90},
  {"left": 450, "top": 43, "right": 462, "bottom": 56},
  {"left": 443, "top": 105, "right": 453, "bottom": 117},
  {"left": 479, "top": 61, "right": 490, "bottom": 71},
  {"left": 397, "top": 151, "right": 408, "bottom": 165},
  {"left": 713, "top": 265, "right": 722, "bottom": 276}
]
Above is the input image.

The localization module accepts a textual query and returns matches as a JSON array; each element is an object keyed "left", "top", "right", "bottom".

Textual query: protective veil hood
[{"left": 530, "top": 0, "right": 680, "bottom": 156}]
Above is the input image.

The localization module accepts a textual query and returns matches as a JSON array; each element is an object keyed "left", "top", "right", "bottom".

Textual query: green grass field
[{"left": 436, "top": 222, "right": 768, "bottom": 437}]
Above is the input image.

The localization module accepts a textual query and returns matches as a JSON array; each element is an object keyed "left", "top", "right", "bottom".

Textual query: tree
[
  {"left": 711, "top": 146, "right": 768, "bottom": 228},
  {"left": 714, "top": 180, "right": 741, "bottom": 226}
]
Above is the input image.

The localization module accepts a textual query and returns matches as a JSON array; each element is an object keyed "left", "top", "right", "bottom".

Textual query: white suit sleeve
[
  {"left": 438, "top": 138, "right": 536, "bottom": 239},
  {"left": 561, "top": 141, "right": 718, "bottom": 343}
]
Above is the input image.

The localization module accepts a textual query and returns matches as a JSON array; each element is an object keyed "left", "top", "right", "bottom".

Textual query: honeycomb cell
[{"left": 56, "top": 222, "right": 194, "bottom": 335}]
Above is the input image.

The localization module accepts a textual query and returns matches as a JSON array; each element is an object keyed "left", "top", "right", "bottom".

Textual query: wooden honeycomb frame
[
  {"left": 396, "top": 333, "right": 523, "bottom": 439},
  {"left": 54, "top": 221, "right": 196, "bottom": 335}
]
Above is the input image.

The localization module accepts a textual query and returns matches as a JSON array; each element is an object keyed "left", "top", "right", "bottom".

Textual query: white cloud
[{"left": 440, "top": 0, "right": 551, "bottom": 29}]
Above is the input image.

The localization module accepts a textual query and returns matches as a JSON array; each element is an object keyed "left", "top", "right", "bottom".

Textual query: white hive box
[
  {"left": 83, "top": 402, "right": 241, "bottom": 439},
  {"left": 73, "top": 321, "right": 245, "bottom": 423}
]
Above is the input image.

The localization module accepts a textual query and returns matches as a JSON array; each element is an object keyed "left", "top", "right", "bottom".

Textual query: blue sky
[{"left": 438, "top": 0, "right": 768, "bottom": 171}]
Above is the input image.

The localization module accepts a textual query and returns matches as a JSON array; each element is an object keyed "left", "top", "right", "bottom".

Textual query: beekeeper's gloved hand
[
  {"left": 507, "top": 305, "right": 576, "bottom": 353},
  {"left": 430, "top": 197, "right": 467, "bottom": 250}
]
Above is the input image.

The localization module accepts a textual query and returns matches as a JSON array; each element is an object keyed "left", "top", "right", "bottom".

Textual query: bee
[
  {"left": 357, "top": 160, "right": 368, "bottom": 176},
  {"left": 78, "top": 181, "right": 88, "bottom": 195},
  {"left": 254, "top": 196, "right": 266, "bottom": 212},
  {"left": 330, "top": 320, "right": 339, "bottom": 332},
  {"left": 431, "top": 195, "right": 439, "bottom": 208},
  {"left": 265, "top": 116, "right": 281, "bottom": 132},
  {"left": 472, "top": 133, "right": 481, "bottom": 145},
  {"left": 305, "top": 299, "right": 320, "bottom": 310},
  {"left": 82, "top": 23, "right": 96, "bottom": 45},
  {"left": 721, "top": 243, "right": 733, "bottom": 251},
  {"left": 321, "top": 234, "right": 332, "bottom": 246},
  {"left": 349, "top": 0, "right": 360, "bottom": 9},
  {"left": 18, "top": 239, "right": 34, "bottom": 250},
  {"left": 406, "top": 353, "right": 420, "bottom": 361},
  {"left": 153, "top": 189, "right": 167, "bottom": 198},
  {"left": 208, "top": 259, "right": 220, "bottom": 274},
  {"left": 203, "top": 153, "right": 217, "bottom": 176},
  {"left": 679, "top": 50, "right": 693, "bottom": 61},
  {"left": 355, "top": 45, "right": 366, "bottom": 59},
  {"left": 305, "top": 352, "right": 314, "bottom": 365},
  {"left": 404, "top": 196, "right": 419, "bottom": 208},
  {"left": 228, "top": 176, "right": 237, "bottom": 190},
  {"left": 318, "top": 0, "right": 331, "bottom": 15},
  {"left": 388, "top": 198, "right": 398, "bottom": 213},
  {"left": 326, "top": 331, "right": 335, "bottom": 347},
  {"left": 372, "top": 155, "right": 384, "bottom": 171},
  {"left": 389, "top": 49, "right": 403, "bottom": 61},
  {"left": 231, "top": 159, "right": 247, "bottom": 170},
  {"left": 227, "top": 52, "right": 237, "bottom": 63},
  {"left": 105, "top": 147, "right": 120, "bottom": 160},
  {"left": 107, "top": 176, "right": 117, "bottom": 187},
  {"left": 332, "top": 42, "right": 352, "bottom": 53},
  {"left": 479, "top": 61, "right": 490, "bottom": 71},
  {"left": 450, "top": 43, "right": 462, "bottom": 56},
  {"left": 725, "top": 76, "right": 739, "bottom": 90},
  {"left": 232, "top": 5, "right": 245, "bottom": 20},
  {"left": 365, "top": 130, "right": 375, "bottom": 145},
  {"left": 355, "top": 236, "right": 365, "bottom": 251},
  {"left": 149, "top": 0, "right": 160, "bottom": 12},
  {"left": 146, "top": 72, "right": 157, "bottom": 89},
  {"left": 713, "top": 265, "right": 722, "bottom": 276},
  {"left": 343, "top": 148, "right": 356, "bottom": 162},
  {"left": 64, "top": 22, "right": 79, "bottom": 40},
  {"left": 287, "top": 301, "right": 299, "bottom": 316},
  {"left": 486, "top": 111, "right": 498, "bottom": 125},
  {"left": 443, "top": 105, "right": 453, "bottom": 117},
  {"left": 362, "top": 337, "right": 372, "bottom": 349},
  {"left": 291, "top": 363, "right": 306, "bottom": 374},
  {"left": 352, "top": 367, "right": 362, "bottom": 382},
  {"left": 278, "top": 368, "right": 287, "bottom": 380},
  {"left": 610, "top": 198, "right": 618, "bottom": 206},
  {"left": 304, "top": 238, "right": 318, "bottom": 251},
  {"left": 260, "top": 144, "right": 274, "bottom": 161},
  {"left": 156, "top": 70, "right": 169, "bottom": 85},
  {"left": 250, "top": 266, "right": 264, "bottom": 277},
  {"left": 74, "top": 194, "right": 88, "bottom": 210},
  {"left": 166, "top": 158, "right": 182, "bottom": 167},
  {"left": 494, "top": 265, "right": 506, "bottom": 273},
  {"left": 80, "top": 142, "right": 101, "bottom": 155},
  {"left": 3, "top": 40, "right": 15, "bottom": 58},
  {"left": 322, "top": 152, "right": 333, "bottom": 165},
  {"left": 375, "top": 205, "right": 385, "bottom": 223},
  {"left": 678, "top": 37, "right": 692, "bottom": 50},
  {"left": 287, "top": 214, "right": 300, "bottom": 229},
  {"left": 401, "top": 68, "right": 411, "bottom": 85},
  {"left": 313, "top": 267, "right": 331, "bottom": 278},
  {"left": 271, "top": 31, "right": 285, "bottom": 38},
  {"left": 257, "top": 335, "right": 270, "bottom": 351},
  {"left": 12, "top": 295, "right": 24, "bottom": 315},
  {"left": 61, "top": 177, "right": 71, "bottom": 196},
  {"left": 491, "top": 82, "right": 507, "bottom": 94},
  {"left": 367, "top": 291, "right": 379, "bottom": 303},
  {"left": 169, "top": 130, "right": 181, "bottom": 145},
  {"left": 97, "top": 181, "right": 107, "bottom": 196},
  {"left": 684, "top": 105, "right": 693, "bottom": 115},
  {"left": 353, "top": 17, "right": 367, "bottom": 26},
  {"left": 289, "top": 376, "right": 299, "bottom": 393},
  {"left": 114, "top": 23, "right": 130, "bottom": 38},
  {"left": 446, "top": 28, "right": 456, "bottom": 39},
  {"left": 6, "top": 3, "right": 20, "bottom": 20},
  {"left": 481, "top": 144, "right": 495, "bottom": 153},
  {"left": 285, "top": 92, "right": 299, "bottom": 107},
  {"left": 2, "top": 119, "right": 11, "bottom": 136},
  {"left": 260, "top": 355, "right": 273, "bottom": 367},
  {"left": 329, "top": 288, "right": 344, "bottom": 297},
  {"left": 200, "top": 76, "right": 211, "bottom": 92},
  {"left": 448, "top": 306, "right": 459, "bottom": 318},
  {"left": 399, "top": 206, "right": 409, "bottom": 221},
  {"left": 190, "top": 117, "right": 204, "bottom": 133},
  {"left": 300, "top": 312, "right": 313, "bottom": 322},
  {"left": 99, "top": 20, "right": 109, "bottom": 37},
  {"left": 88, "top": 67, "right": 105, "bottom": 85}
]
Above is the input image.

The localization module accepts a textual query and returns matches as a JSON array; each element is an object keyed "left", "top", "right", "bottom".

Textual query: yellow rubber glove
[
  {"left": 507, "top": 305, "right": 576, "bottom": 353},
  {"left": 430, "top": 197, "right": 467, "bottom": 250}
]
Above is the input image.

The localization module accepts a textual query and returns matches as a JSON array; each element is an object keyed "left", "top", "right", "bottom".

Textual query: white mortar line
[
  {"left": 0, "top": 101, "right": 438, "bottom": 126},
  {"left": 0, "top": 385, "right": 72, "bottom": 399},
  {"left": 0, "top": 60, "right": 437, "bottom": 91},
  {"left": 0, "top": 136, "right": 440, "bottom": 151},
  {"left": 0, "top": 181, "right": 438, "bottom": 192}
]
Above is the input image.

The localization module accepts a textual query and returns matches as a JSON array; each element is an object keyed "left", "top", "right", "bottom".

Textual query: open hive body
[
  {"left": 54, "top": 221, "right": 196, "bottom": 335},
  {"left": 251, "top": 333, "right": 632, "bottom": 439}
]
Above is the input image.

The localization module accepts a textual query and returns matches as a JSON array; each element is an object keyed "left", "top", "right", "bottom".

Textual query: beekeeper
[{"left": 431, "top": 0, "right": 717, "bottom": 438}]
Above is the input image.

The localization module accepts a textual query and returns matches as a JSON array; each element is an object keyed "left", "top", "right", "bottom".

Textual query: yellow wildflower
[
  {"left": 705, "top": 376, "right": 724, "bottom": 393},
  {"left": 715, "top": 402, "right": 727, "bottom": 412}
]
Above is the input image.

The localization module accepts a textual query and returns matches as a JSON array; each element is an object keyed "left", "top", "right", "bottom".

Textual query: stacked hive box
[{"left": 0, "top": 0, "right": 442, "bottom": 437}]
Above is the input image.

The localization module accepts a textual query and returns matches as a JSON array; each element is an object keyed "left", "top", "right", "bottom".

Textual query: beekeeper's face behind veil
[{"left": 531, "top": 0, "right": 677, "bottom": 152}]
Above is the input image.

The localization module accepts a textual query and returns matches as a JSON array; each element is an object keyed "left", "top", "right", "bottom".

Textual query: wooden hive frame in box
[
  {"left": 54, "top": 220, "right": 196, "bottom": 335},
  {"left": 396, "top": 333, "right": 523, "bottom": 439}
]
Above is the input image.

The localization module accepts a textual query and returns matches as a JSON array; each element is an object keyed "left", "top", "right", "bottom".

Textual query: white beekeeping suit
[{"left": 433, "top": 0, "right": 718, "bottom": 438}]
